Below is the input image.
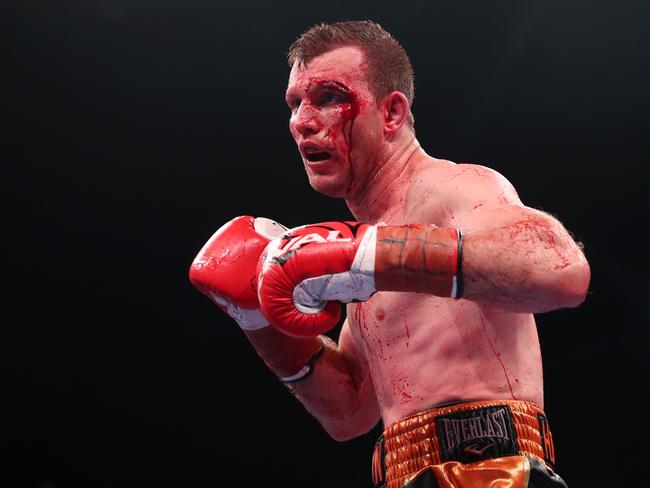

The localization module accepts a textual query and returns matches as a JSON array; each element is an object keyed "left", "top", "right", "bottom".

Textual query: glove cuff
[{"left": 207, "top": 290, "right": 269, "bottom": 330}]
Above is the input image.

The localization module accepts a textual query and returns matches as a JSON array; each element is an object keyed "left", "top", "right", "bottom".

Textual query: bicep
[
  {"left": 452, "top": 169, "right": 576, "bottom": 254},
  {"left": 459, "top": 202, "right": 557, "bottom": 235}
]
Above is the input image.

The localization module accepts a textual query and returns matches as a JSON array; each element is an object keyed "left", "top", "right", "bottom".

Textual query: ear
[{"left": 381, "top": 91, "right": 410, "bottom": 135}]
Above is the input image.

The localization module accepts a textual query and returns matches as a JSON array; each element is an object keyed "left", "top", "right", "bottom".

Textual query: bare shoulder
[
  {"left": 405, "top": 160, "right": 523, "bottom": 224},
  {"left": 417, "top": 161, "right": 521, "bottom": 204},
  {"left": 457, "top": 163, "right": 520, "bottom": 195}
]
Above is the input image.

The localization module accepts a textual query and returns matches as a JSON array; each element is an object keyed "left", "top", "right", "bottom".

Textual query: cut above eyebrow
[{"left": 316, "top": 80, "right": 352, "bottom": 93}]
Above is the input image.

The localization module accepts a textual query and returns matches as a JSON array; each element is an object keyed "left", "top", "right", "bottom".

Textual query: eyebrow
[
  {"left": 286, "top": 79, "right": 354, "bottom": 101},
  {"left": 313, "top": 79, "right": 353, "bottom": 95}
]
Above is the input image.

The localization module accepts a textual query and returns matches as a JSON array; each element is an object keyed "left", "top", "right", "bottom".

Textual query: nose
[{"left": 292, "top": 103, "right": 320, "bottom": 137}]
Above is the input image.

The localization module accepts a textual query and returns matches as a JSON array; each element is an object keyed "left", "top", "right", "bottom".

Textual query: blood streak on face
[
  {"left": 287, "top": 46, "right": 378, "bottom": 198},
  {"left": 304, "top": 77, "right": 361, "bottom": 175},
  {"left": 322, "top": 79, "right": 359, "bottom": 168}
]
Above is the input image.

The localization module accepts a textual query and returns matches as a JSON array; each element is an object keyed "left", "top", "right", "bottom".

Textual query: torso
[{"left": 346, "top": 158, "right": 544, "bottom": 426}]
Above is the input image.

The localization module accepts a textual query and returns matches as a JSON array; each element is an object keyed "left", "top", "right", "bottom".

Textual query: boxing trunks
[{"left": 371, "top": 400, "right": 567, "bottom": 488}]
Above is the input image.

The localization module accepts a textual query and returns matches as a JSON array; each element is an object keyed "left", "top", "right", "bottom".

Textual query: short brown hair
[{"left": 288, "top": 20, "right": 415, "bottom": 127}]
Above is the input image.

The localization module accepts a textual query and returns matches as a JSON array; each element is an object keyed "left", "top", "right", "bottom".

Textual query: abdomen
[{"left": 347, "top": 293, "right": 544, "bottom": 426}]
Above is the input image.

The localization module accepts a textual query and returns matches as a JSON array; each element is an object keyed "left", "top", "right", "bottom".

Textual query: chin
[{"left": 307, "top": 174, "right": 348, "bottom": 198}]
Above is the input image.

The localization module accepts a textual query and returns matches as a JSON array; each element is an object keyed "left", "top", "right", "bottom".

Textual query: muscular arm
[
  {"left": 272, "top": 321, "right": 380, "bottom": 441},
  {"left": 417, "top": 164, "right": 590, "bottom": 312},
  {"left": 461, "top": 204, "right": 589, "bottom": 312}
]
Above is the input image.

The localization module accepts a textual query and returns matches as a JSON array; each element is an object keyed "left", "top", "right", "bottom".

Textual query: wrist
[
  {"left": 278, "top": 338, "right": 326, "bottom": 384},
  {"left": 244, "top": 327, "right": 325, "bottom": 378},
  {"left": 375, "top": 224, "right": 463, "bottom": 298}
]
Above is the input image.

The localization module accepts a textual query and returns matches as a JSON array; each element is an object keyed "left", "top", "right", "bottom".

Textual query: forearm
[
  {"left": 243, "top": 329, "right": 379, "bottom": 440},
  {"left": 461, "top": 213, "right": 590, "bottom": 312},
  {"left": 286, "top": 336, "right": 380, "bottom": 441}
]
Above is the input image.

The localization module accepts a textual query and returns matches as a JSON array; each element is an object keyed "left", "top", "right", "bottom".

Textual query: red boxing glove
[
  {"left": 257, "top": 221, "right": 462, "bottom": 338},
  {"left": 189, "top": 215, "right": 287, "bottom": 330},
  {"left": 190, "top": 216, "right": 326, "bottom": 383}
]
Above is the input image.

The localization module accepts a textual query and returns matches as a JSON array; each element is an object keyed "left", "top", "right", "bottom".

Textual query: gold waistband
[{"left": 372, "top": 400, "right": 556, "bottom": 488}]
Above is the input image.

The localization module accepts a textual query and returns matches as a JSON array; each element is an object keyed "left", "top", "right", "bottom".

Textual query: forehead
[{"left": 287, "top": 46, "right": 371, "bottom": 94}]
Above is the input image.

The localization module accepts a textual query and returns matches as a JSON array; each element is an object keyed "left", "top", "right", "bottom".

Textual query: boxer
[{"left": 190, "top": 20, "right": 590, "bottom": 487}]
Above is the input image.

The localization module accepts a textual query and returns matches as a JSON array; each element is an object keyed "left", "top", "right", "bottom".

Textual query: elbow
[
  {"left": 324, "top": 418, "right": 374, "bottom": 442},
  {"left": 320, "top": 418, "right": 360, "bottom": 442},
  {"left": 554, "top": 257, "right": 591, "bottom": 309},
  {"left": 327, "top": 426, "right": 359, "bottom": 442},
  {"left": 321, "top": 408, "right": 380, "bottom": 442}
]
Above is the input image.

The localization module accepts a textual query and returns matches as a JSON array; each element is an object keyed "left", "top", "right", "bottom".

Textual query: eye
[{"left": 316, "top": 90, "right": 345, "bottom": 106}]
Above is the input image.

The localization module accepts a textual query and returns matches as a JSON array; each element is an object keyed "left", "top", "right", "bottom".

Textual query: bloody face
[{"left": 285, "top": 46, "right": 384, "bottom": 198}]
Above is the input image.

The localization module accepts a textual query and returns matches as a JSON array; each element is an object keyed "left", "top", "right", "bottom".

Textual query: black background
[{"left": 7, "top": 1, "right": 649, "bottom": 486}]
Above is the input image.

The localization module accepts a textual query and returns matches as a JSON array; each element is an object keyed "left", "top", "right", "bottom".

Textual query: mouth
[
  {"left": 300, "top": 141, "right": 334, "bottom": 163},
  {"left": 304, "top": 151, "right": 332, "bottom": 162}
]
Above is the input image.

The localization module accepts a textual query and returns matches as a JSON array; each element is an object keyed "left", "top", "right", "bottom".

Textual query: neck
[{"left": 346, "top": 135, "right": 426, "bottom": 224}]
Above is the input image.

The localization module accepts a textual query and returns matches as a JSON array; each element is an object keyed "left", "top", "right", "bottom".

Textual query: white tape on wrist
[{"left": 278, "top": 364, "right": 312, "bottom": 383}]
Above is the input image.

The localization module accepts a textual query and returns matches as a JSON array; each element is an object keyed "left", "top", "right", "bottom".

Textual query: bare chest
[{"left": 346, "top": 292, "right": 466, "bottom": 360}]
